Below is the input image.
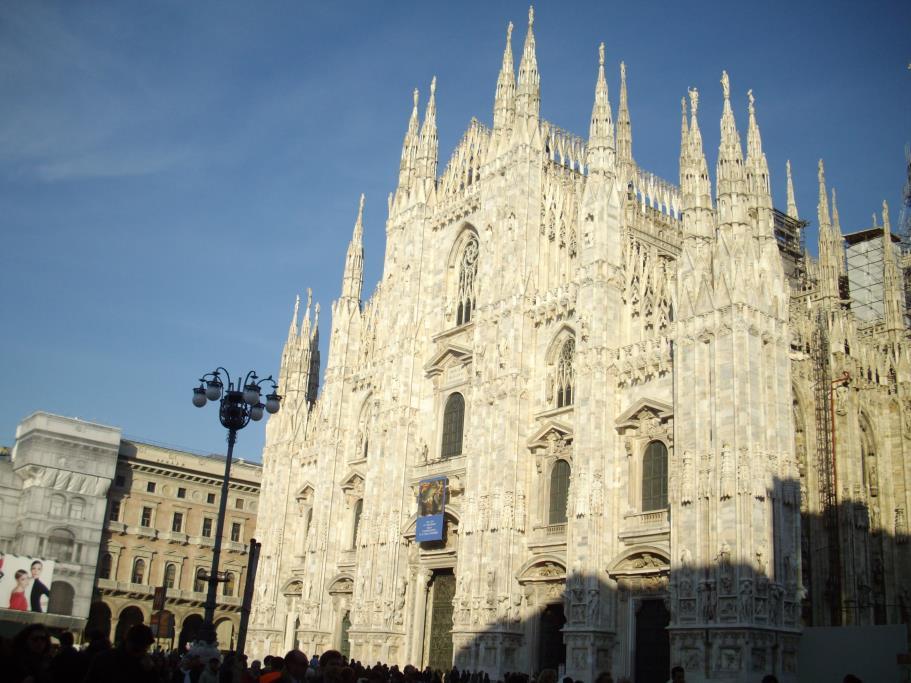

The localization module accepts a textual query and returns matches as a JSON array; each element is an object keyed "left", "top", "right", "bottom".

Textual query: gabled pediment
[
  {"left": 527, "top": 420, "right": 574, "bottom": 449},
  {"left": 615, "top": 398, "right": 673, "bottom": 430},
  {"left": 295, "top": 481, "right": 315, "bottom": 502},
  {"left": 339, "top": 471, "right": 364, "bottom": 495},
  {"left": 425, "top": 343, "right": 473, "bottom": 378}
]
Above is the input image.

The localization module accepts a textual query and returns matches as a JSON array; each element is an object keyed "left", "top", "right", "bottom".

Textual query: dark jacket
[
  {"left": 83, "top": 646, "right": 157, "bottom": 683},
  {"left": 30, "top": 578, "right": 50, "bottom": 612}
]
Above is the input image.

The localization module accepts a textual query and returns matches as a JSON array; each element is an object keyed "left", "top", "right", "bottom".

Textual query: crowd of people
[{"left": 0, "top": 622, "right": 866, "bottom": 683}]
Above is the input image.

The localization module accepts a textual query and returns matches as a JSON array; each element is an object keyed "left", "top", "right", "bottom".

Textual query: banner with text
[
  {"left": 415, "top": 477, "right": 447, "bottom": 542},
  {"left": 0, "top": 553, "right": 56, "bottom": 613}
]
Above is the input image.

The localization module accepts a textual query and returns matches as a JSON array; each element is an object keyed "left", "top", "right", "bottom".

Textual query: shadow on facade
[{"left": 433, "top": 476, "right": 911, "bottom": 683}]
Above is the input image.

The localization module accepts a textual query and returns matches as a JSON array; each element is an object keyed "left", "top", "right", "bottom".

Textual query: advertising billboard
[
  {"left": 415, "top": 477, "right": 446, "bottom": 542},
  {"left": 0, "top": 553, "right": 56, "bottom": 613}
]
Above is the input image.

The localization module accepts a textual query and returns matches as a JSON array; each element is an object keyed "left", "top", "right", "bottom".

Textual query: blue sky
[{"left": 1, "top": 1, "right": 909, "bottom": 460}]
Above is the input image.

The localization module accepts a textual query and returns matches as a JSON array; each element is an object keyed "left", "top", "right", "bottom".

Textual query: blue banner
[{"left": 416, "top": 477, "right": 446, "bottom": 542}]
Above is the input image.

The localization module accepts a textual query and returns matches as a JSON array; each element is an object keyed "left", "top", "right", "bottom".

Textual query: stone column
[{"left": 410, "top": 569, "right": 432, "bottom": 666}]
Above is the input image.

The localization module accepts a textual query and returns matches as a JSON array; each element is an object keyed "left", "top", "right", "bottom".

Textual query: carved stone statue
[{"left": 587, "top": 588, "right": 600, "bottom": 625}]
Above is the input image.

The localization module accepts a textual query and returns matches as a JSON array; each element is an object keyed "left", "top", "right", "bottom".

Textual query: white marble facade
[{"left": 249, "top": 9, "right": 911, "bottom": 682}]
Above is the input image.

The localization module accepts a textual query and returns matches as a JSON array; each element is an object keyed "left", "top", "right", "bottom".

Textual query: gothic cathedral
[{"left": 248, "top": 9, "right": 911, "bottom": 682}]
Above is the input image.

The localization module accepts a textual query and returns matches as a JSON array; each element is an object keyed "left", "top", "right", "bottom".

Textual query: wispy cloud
[{"left": 33, "top": 145, "right": 190, "bottom": 181}]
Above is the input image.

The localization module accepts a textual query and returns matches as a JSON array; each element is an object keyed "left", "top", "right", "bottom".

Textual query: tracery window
[
  {"left": 548, "top": 459, "right": 571, "bottom": 524},
  {"left": 555, "top": 338, "right": 575, "bottom": 408},
  {"left": 456, "top": 237, "right": 479, "bottom": 326},
  {"left": 440, "top": 393, "right": 465, "bottom": 458},
  {"left": 642, "top": 441, "right": 669, "bottom": 511},
  {"left": 131, "top": 558, "right": 145, "bottom": 584},
  {"left": 351, "top": 499, "right": 364, "bottom": 549}
]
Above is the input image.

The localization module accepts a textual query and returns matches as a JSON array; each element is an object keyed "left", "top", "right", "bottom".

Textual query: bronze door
[
  {"left": 340, "top": 610, "right": 351, "bottom": 658},
  {"left": 427, "top": 570, "right": 456, "bottom": 671}
]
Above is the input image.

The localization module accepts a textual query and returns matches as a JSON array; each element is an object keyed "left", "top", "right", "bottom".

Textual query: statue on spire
[
  {"left": 688, "top": 87, "right": 699, "bottom": 116},
  {"left": 721, "top": 70, "right": 730, "bottom": 100},
  {"left": 598, "top": 42, "right": 605, "bottom": 67},
  {"left": 528, "top": 5, "right": 534, "bottom": 27},
  {"left": 747, "top": 89, "right": 755, "bottom": 115}
]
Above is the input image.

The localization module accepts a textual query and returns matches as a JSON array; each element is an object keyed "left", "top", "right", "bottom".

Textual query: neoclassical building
[
  {"left": 248, "top": 10, "right": 910, "bottom": 682},
  {"left": 93, "top": 438, "right": 262, "bottom": 650},
  {"left": 0, "top": 412, "right": 262, "bottom": 649}
]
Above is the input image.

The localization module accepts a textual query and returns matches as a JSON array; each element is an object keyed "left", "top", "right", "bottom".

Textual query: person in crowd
[
  {"left": 84, "top": 623, "right": 157, "bottom": 683},
  {"left": 668, "top": 665, "right": 686, "bottom": 683},
  {"left": 260, "top": 656, "right": 285, "bottom": 683},
  {"left": 4, "top": 623, "right": 52, "bottom": 683},
  {"left": 49, "top": 631, "right": 79, "bottom": 683},
  {"left": 172, "top": 653, "right": 203, "bottom": 683},
  {"left": 200, "top": 657, "right": 221, "bottom": 683},
  {"left": 77, "top": 628, "right": 112, "bottom": 682},
  {"left": 280, "top": 650, "right": 310, "bottom": 683},
  {"left": 594, "top": 673, "right": 613, "bottom": 683},
  {"left": 29, "top": 560, "right": 51, "bottom": 613},
  {"left": 761, "top": 675, "right": 779, "bottom": 683}
]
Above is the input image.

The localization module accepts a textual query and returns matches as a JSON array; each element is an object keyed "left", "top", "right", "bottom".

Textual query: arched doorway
[
  {"left": 48, "top": 581, "right": 75, "bottom": 615},
  {"left": 86, "top": 601, "right": 112, "bottom": 640},
  {"left": 179, "top": 613, "right": 204, "bottom": 652},
  {"left": 216, "top": 618, "right": 235, "bottom": 650},
  {"left": 151, "top": 610, "right": 176, "bottom": 647},
  {"left": 538, "top": 602, "right": 566, "bottom": 671},
  {"left": 115, "top": 605, "right": 144, "bottom": 645}
]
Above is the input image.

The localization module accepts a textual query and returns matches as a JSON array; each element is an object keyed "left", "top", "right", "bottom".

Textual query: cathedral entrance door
[
  {"left": 537, "top": 602, "right": 566, "bottom": 672},
  {"left": 340, "top": 611, "right": 351, "bottom": 659},
  {"left": 427, "top": 569, "right": 456, "bottom": 671},
  {"left": 634, "top": 599, "right": 670, "bottom": 683}
]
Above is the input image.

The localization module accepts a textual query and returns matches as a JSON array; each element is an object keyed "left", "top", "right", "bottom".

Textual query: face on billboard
[{"left": 0, "top": 553, "right": 55, "bottom": 613}]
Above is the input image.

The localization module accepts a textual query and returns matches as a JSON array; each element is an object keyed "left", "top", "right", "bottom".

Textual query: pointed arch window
[
  {"left": 456, "top": 237, "right": 479, "bottom": 326},
  {"left": 441, "top": 393, "right": 465, "bottom": 458},
  {"left": 548, "top": 459, "right": 571, "bottom": 524},
  {"left": 131, "top": 558, "right": 146, "bottom": 585},
  {"left": 555, "top": 338, "right": 575, "bottom": 408},
  {"left": 164, "top": 563, "right": 177, "bottom": 589},
  {"left": 352, "top": 499, "right": 364, "bottom": 549},
  {"left": 642, "top": 441, "right": 668, "bottom": 511},
  {"left": 99, "top": 553, "right": 113, "bottom": 580}
]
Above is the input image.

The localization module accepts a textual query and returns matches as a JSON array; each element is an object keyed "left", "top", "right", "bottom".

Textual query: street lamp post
[{"left": 192, "top": 368, "right": 280, "bottom": 646}]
